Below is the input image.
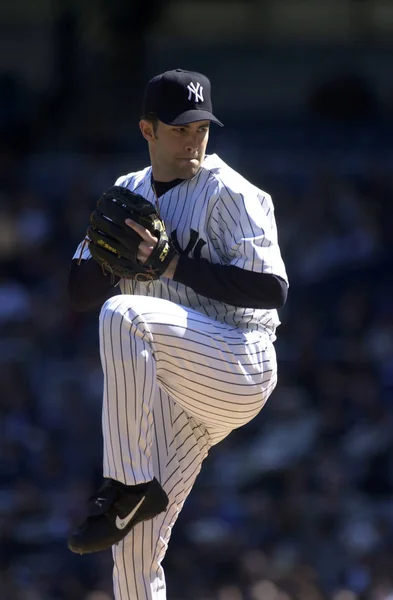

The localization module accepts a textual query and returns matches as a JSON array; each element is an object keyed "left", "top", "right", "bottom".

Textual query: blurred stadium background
[{"left": 1, "top": 0, "right": 393, "bottom": 599}]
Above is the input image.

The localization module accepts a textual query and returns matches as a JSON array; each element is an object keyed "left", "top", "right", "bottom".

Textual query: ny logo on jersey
[
  {"left": 187, "top": 82, "right": 204, "bottom": 103},
  {"left": 171, "top": 228, "right": 206, "bottom": 260}
]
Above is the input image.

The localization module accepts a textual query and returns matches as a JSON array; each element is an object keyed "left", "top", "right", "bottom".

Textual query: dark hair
[{"left": 141, "top": 112, "right": 159, "bottom": 134}]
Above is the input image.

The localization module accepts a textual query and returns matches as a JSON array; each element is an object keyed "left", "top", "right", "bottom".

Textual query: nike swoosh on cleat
[{"left": 115, "top": 496, "right": 146, "bottom": 530}]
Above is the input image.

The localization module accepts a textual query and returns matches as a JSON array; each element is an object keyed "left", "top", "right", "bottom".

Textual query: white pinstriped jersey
[{"left": 74, "top": 153, "right": 288, "bottom": 340}]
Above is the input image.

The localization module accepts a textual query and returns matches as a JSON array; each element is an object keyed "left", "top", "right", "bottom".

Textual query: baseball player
[{"left": 67, "top": 68, "right": 288, "bottom": 600}]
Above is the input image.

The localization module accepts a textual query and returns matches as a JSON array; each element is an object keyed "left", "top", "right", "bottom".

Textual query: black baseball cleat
[{"left": 67, "top": 477, "right": 169, "bottom": 554}]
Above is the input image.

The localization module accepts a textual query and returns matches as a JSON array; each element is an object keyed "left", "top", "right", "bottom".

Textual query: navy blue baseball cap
[{"left": 142, "top": 68, "right": 223, "bottom": 127}]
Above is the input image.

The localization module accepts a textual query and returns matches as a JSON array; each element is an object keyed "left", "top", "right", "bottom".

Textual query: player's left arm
[
  {"left": 225, "top": 190, "right": 288, "bottom": 281},
  {"left": 129, "top": 223, "right": 286, "bottom": 309},
  {"left": 130, "top": 189, "right": 287, "bottom": 310},
  {"left": 173, "top": 260, "right": 287, "bottom": 309}
]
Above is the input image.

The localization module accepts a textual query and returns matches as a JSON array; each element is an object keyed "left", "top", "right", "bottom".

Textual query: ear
[{"left": 139, "top": 119, "right": 156, "bottom": 143}]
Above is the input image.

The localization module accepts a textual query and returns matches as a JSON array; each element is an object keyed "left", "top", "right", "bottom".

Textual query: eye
[{"left": 172, "top": 127, "right": 186, "bottom": 134}]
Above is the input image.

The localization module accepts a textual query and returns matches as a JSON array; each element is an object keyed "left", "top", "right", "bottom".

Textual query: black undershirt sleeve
[
  {"left": 68, "top": 258, "right": 120, "bottom": 312},
  {"left": 173, "top": 255, "right": 287, "bottom": 309},
  {"left": 69, "top": 256, "right": 287, "bottom": 312}
]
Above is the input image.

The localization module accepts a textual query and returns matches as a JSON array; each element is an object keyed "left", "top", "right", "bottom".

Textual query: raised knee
[
  {"left": 100, "top": 295, "right": 133, "bottom": 323},
  {"left": 99, "top": 295, "right": 152, "bottom": 333},
  {"left": 99, "top": 295, "right": 155, "bottom": 345}
]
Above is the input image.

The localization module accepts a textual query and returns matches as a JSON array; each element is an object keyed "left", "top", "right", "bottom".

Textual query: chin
[{"left": 178, "top": 163, "right": 200, "bottom": 179}]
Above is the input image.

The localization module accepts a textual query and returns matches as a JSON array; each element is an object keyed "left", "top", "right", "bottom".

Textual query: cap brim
[{"left": 161, "top": 110, "right": 223, "bottom": 127}]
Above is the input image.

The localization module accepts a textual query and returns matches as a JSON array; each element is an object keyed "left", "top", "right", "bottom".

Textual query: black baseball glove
[{"left": 87, "top": 186, "right": 177, "bottom": 281}]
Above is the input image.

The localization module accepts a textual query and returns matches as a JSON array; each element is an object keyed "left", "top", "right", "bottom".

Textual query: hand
[
  {"left": 125, "top": 218, "right": 158, "bottom": 263},
  {"left": 125, "top": 219, "right": 179, "bottom": 279}
]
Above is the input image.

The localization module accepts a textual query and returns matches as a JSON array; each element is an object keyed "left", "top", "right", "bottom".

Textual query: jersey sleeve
[
  {"left": 72, "top": 239, "right": 91, "bottom": 261},
  {"left": 220, "top": 188, "right": 288, "bottom": 283},
  {"left": 113, "top": 173, "right": 131, "bottom": 188}
]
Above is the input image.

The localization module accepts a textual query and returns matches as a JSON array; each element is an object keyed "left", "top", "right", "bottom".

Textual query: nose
[{"left": 184, "top": 132, "right": 198, "bottom": 153}]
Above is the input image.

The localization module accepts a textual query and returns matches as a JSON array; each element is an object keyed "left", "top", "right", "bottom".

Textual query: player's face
[{"left": 141, "top": 119, "right": 210, "bottom": 181}]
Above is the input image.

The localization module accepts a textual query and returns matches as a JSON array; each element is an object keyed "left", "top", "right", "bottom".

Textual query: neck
[
  {"left": 152, "top": 172, "right": 176, "bottom": 183},
  {"left": 150, "top": 160, "right": 175, "bottom": 183},
  {"left": 151, "top": 176, "right": 185, "bottom": 198}
]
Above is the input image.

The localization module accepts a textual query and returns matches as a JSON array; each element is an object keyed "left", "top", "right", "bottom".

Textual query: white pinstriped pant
[{"left": 99, "top": 295, "right": 278, "bottom": 600}]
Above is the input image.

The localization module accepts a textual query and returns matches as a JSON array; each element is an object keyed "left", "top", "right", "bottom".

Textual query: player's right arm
[
  {"left": 68, "top": 241, "right": 120, "bottom": 312},
  {"left": 68, "top": 173, "right": 137, "bottom": 311}
]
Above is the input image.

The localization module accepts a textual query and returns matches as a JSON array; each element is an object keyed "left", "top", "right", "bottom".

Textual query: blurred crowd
[{"left": 1, "top": 68, "right": 393, "bottom": 600}]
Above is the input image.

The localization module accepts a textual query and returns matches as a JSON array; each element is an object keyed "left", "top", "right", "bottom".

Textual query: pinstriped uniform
[{"left": 73, "top": 153, "right": 288, "bottom": 599}]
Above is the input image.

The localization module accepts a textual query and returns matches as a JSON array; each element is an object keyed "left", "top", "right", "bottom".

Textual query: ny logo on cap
[{"left": 187, "top": 82, "right": 204, "bottom": 103}]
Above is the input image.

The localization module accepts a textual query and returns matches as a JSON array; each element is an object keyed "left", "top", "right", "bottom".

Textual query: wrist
[{"left": 163, "top": 254, "right": 180, "bottom": 279}]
